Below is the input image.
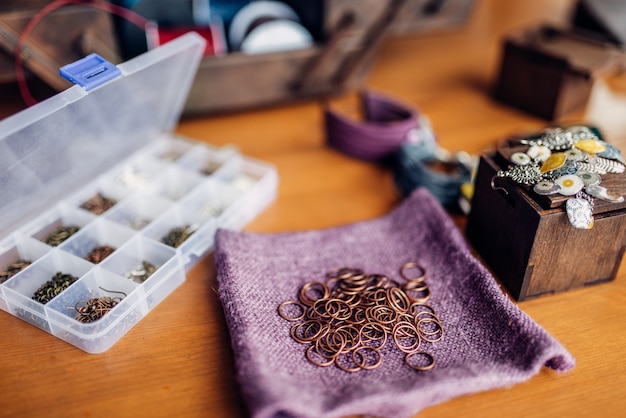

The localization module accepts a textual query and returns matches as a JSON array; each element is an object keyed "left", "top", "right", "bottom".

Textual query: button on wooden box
[{"left": 466, "top": 139, "right": 626, "bottom": 301}]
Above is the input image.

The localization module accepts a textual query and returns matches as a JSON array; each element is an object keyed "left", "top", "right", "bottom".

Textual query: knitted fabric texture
[{"left": 214, "top": 188, "right": 575, "bottom": 418}]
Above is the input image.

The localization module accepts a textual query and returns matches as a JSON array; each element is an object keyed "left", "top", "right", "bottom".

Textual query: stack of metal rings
[{"left": 278, "top": 262, "right": 444, "bottom": 372}]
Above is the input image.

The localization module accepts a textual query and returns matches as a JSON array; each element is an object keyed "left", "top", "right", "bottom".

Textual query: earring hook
[{"left": 490, "top": 175, "right": 508, "bottom": 195}]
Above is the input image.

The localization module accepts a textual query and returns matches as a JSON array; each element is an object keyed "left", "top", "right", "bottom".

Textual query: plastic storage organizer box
[{"left": 0, "top": 33, "right": 278, "bottom": 354}]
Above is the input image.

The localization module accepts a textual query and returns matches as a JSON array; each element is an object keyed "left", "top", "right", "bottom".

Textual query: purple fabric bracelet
[
  {"left": 325, "top": 90, "right": 420, "bottom": 161},
  {"left": 214, "top": 188, "right": 575, "bottom": 418}
]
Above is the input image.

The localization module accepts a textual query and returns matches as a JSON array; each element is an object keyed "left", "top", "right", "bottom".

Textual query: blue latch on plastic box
[{"left": 59, "top": 53, "right": 121, "bottom": 91}]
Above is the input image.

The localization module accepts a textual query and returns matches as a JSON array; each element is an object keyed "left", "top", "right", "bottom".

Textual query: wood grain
[{"left": 2, "top": 0, "right": 626, "bottom": 417}]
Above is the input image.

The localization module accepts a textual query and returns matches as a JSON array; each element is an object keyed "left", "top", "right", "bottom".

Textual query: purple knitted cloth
[{"left": 215, "top": 188, "right": 575, "bottom": 418}]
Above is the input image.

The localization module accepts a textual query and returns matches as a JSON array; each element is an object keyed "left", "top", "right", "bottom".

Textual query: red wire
[{"left": 15, "top": 0, "right": 155, "bottom": 106}]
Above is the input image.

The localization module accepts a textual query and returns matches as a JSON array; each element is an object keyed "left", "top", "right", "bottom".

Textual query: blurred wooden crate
[
  {"left": 0, "top": 0, "right": 475, "bottom": 114},
  {"left": 186, "top": 0, "right": 476, "bottom": 114},
  {"left": 493, "top": 25, "right": 625, "bottom": 120}
]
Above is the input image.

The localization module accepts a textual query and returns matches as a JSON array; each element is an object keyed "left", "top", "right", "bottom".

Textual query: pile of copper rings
[
  {"left": 73, "top": 296, "right": 122, "bottom": 323},
  {"left": 277, "top": 262, "right": 444, "bottom": 373}
]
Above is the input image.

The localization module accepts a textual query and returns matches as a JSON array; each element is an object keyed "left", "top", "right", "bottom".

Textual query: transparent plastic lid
[{"left": 0, "top": 33, "right": 206, "bottom": 238}]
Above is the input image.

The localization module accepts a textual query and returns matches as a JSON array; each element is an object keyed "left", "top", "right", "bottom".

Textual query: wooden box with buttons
[{"left": 466, "top": 126, "right": 626, "bottom": 301}]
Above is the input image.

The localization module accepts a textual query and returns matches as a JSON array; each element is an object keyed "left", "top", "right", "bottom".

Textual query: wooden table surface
[{"left": 2, "top": 0, "right": 626, "bottom": 417}]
